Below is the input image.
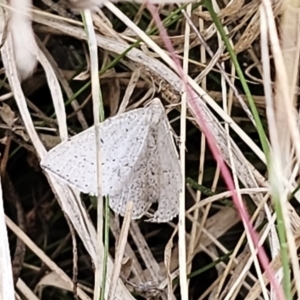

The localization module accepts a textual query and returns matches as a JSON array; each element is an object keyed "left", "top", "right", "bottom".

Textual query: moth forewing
[{"left": 146, "top": 101, "right": 182, "bottom": 222}]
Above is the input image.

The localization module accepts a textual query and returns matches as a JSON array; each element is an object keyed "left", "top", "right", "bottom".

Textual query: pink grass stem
[{"left": 146, "top": 3, "right": 285, "bottom": 299}]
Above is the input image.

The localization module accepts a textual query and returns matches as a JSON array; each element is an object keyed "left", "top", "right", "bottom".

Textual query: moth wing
[
  {"left": 109, "top": 130, "right": 160, "bottom": 218},
  {"left": 41, "top": 106, "right": 153, "bottom": 195},
  {"left": 147, "top": 114, "right": 182, "bottom": 223},
  {"left": 41, "top": 127, "right": 98, "bottom": 194}
]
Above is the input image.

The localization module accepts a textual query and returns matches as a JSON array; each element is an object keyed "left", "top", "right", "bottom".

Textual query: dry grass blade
[
  {"left": 36, "top": 38, "right": 88, "bottom": 129},
  {"left": 16, "top": 278, "right": 40, "bottom": 300},
  {"left": 82, "top": 9, "right": 104, "bottom": 300},
  {"left": 130, "top": 221, "right": 165, "bottom": 286},
  {"left": 108, "top": 201, "right": 133, "bottom": 300},
  {"left": 178, "top": 3, "right": 191, "bottom": 299},
  {"left": 109, "top": 216, "right": 145, "bottom": 285},
  {"left": 118, "top": 68, "right": 141, "bottom": 114},
  {"left": 36, "top": 46, "right": 68, "bottom": 141},
  {"left": 260, "top": 7, "right": 283, "bottom": 299}
]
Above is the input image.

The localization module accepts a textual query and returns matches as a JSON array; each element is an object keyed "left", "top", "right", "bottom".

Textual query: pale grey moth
[{"left": 40, "top": 99, "right": 182, "bottom": 222}]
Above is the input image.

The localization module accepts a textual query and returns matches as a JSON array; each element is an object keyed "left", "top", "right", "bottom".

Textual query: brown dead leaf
[{"left": 0, "top": 103, "right": 17, "bottom": 127}]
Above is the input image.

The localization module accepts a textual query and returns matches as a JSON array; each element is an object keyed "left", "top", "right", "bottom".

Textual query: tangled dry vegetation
[{"left": 0, "top": 0, "right": 299, "bottom": 299}]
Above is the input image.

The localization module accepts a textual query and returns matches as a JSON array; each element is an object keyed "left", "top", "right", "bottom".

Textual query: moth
[{"left": 41, "top": 99, "right": 182, "bottom": 222}]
